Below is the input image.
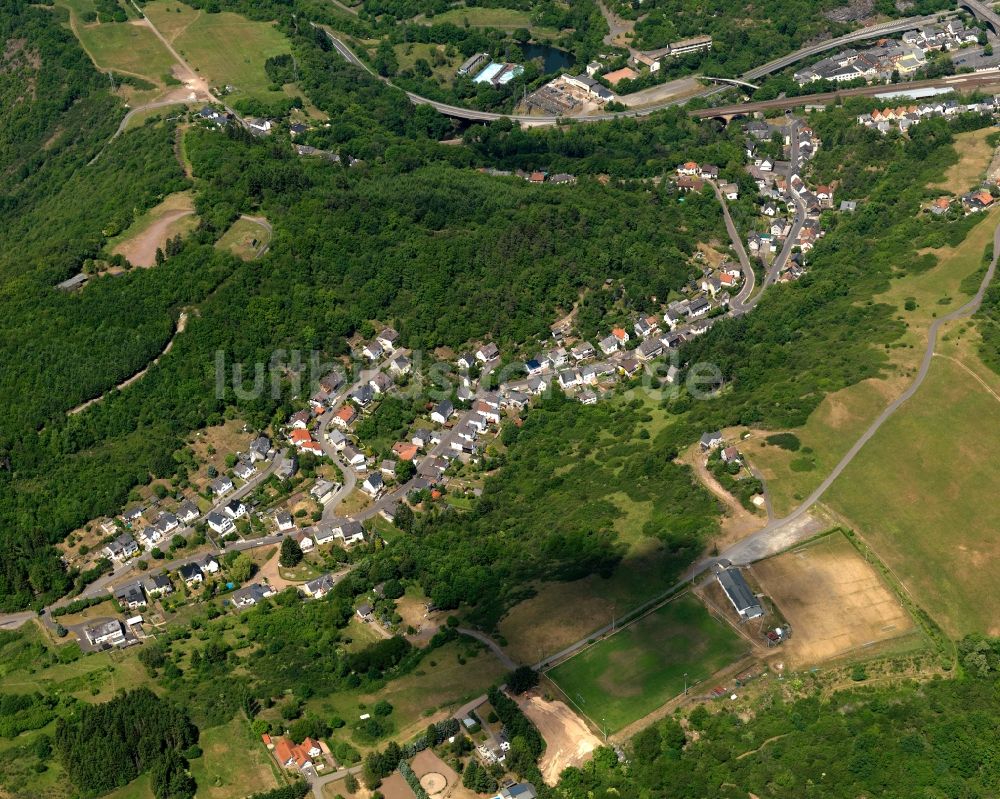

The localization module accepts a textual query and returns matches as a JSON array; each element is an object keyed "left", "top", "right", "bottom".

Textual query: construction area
[{"left": 522, "top": 76, "right": 604, "bottom": 116}]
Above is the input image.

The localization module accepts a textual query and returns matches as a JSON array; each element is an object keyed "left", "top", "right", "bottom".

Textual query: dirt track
[
  {"left": 517, "top": 693, "right": 601, "bottom": 785},
  {"left": 112, "top": 209, "right": 194, "bottom": 267},
  {"left": 67, "top": 312, "right": 187, "bottom": 415}
]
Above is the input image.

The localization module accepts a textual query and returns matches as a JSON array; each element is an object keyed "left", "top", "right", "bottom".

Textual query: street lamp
[{"left": 684, "top": 672, "right": 688, "bottom": 695}]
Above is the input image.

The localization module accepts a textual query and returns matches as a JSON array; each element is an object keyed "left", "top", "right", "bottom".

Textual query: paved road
[
  {"left": 707, "top": 178, "right": 756, "bottom": 312},
  {"left": 692, "top": 71, "right": 1000, "bottom": 119},
  {"left": 536, "top": 220, "right": 1000, "bottom": 670},
  {"left": 760, "top": 119, "right": 807, "bottom": 294},
  {"left": 318, "top": 15, "right": 963, "bottom": 127},
  {"left": 743, "top": 13, "right": 953, "bottom": 80},
  {"left": 723, "top": 219, "right": 1000, "bottom": 562},
  {"left": 457, "top": 627, "right": 517, "bottom": 670}
]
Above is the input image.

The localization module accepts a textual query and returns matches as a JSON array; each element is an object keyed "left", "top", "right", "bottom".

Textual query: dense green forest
[{"left": 55, "top": 688, "right": 198, "bottom": 798}]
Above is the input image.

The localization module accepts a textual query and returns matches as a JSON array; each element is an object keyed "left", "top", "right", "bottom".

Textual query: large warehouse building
[{"left": 717, "top": 566, "right": 765, "bottom": 620}]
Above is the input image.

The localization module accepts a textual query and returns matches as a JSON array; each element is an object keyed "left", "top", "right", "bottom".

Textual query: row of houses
[
  {"left": 110, "top": 553, "right": 222, "bottom": 612},
  {"left": 857, "top": 96, "right": 998, "bottom": 135},
  {"left": 793, "top": 20, "right": 979, "bottom": 86}
]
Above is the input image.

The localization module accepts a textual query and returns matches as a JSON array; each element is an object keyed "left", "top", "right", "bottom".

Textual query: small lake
[{"left": 520, "top": 43, "right": 575, "bottom": 74}]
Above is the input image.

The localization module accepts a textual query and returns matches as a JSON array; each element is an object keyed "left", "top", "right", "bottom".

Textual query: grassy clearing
[
  {"left": 105, "top": 773, "right": 153, "bottom": 799},
  {"left": 306, "top": 641, "right": 506, "bottom": 751},
  {"left": 393, "top": 42, "right": 461, "bottom": 85},
  {"left": 929, "top": 128, "right": 996, "bottom": 195},
  {"left": 824, "top": 354, "right": 1000, "bottom": 638},
  {"left": 499, "top": 502, "right": 683, "bottom": 664},
  {"left": 749, "top": 207, "right": 998, "bottom": 516},
  {"left": 143, "top": 1, "right": 292, "bottom": 101},
  {"left": 57, "top": 0, "right": 179, "bottom": 86},
  {"left": 215, "top": 216, "right": 271, "bottom": 260},
  {"left": 189, "top": 716, "right": 282, "bottom": 798},
  {"left": 548, "top": 594, "right": 746, "bottom": 732},
  {"left": 426, "top": 6, "right": 558, "bottom": 36}
]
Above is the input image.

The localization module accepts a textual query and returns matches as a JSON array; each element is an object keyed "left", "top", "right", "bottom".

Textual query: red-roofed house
[
  {"left": 301, "top": 441, "right": 323, "bottom": 456},
  {"left": 392, "top": 441, "right": 419, "bottom": 461},
  {"left": 290, "top": 429, "right": 313, "bottom": 448},
  {"left": 272, "top": 736, "right": 323, "bottom": 772},
  {"left": 612, "top": 327, "right": 630, "bottom": 344},
  {"left": 333, "top": 405, "right": 357, "bottom": 429},
  {"left": 677, "top": 161, "right": 700, "bottom": 176}
]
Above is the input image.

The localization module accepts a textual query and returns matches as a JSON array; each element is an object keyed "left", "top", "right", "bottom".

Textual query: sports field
[
  {"left": 751, "top": 532, "right": 918, "bottom": 666},
  {"left": 547, "top": 594, "right": 746, "bottom": 732},
  {"left": 143, "top": 1, "right": 292, "bottom": 101},
  {"left": 825, "top": 353, "right": 1000, "bottom": 637}
]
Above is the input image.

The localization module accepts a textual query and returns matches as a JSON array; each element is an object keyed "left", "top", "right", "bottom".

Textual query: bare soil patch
[
  {"left": 750, "top": 532, "right": 915, "bottom": 667},
  {"left": 380, "top": 772, "right": 416, "bottom": 799},
  {"left": 411, "top": 750, "right": 457, "bottom": 796},
  {"left": 516, "top": 692, "right": 601, "bottom": 785},
  {"left": 677, "top": 438, "right": 765, "bottom": 552},
  {"left": 111, "top": 192, "right": 197, "bottom": 267}
]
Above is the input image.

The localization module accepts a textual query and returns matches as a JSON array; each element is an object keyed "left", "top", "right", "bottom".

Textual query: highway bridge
[
  {"left": 959, "top": 0, "right": 1000, "bottom": 34},
  {"left": 318, "top": 8, "right": 993, "bottom": 128},
  {"left": 743, "top": 12, "right": 954, "bottom": 80}
]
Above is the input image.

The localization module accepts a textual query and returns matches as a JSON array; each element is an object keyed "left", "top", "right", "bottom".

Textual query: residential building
[
  {"left": 476, "top": 342, "right": 500, "bottom": 362},
  {"left": 301, "top": 574, "right": 336, "bottom": 599},
  {"left": 699, "top": 430, "right": 724, "bottom": 450},
  {"left": 362, "top": 472, "right": 384, "bottom": 497},
  {"left": 105, "top": 532, "right": 139, "bottom": 562},
  {"left": 176, "top": 500, "right": 200, "bottom": 524},
  {"left": 115, "top": 581, "right": 147, "bottom": 610},
  {"left": 224, "top": 499, "right": 248, "bottom": 519},
  {"left": 431, "top": 400, "right": 454, "bottom": 424},
  {"left": 207, "top": 511, "right": 235, "bottom": 535},
  {"left": 179, "top": 563, "right": 204, "bottom": 585},
  {"left": 376, "top": 327, "right": 399, "bottom": 351},
  {"left": 143, "top": 573, "right": 173, "bottom": 598},
  {"left": 335, "top": 520, "right": 366, "bottom": 545},
  {"left": 210, "top": 476, "right": 235, "bottom": 497},
  {"left": 85, "top": 619, "right": 126, "bottom": 647}
]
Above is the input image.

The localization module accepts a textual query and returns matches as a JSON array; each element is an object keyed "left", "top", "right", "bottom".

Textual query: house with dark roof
[
  {"left": 179, "top": 563, "right": 204, "bottom": 585},
  {"left": 115, "top": 581, "right": 147, "bottom": 610},
  {"left": 700, "top": 431, "right": 723, "bottom": 450}
]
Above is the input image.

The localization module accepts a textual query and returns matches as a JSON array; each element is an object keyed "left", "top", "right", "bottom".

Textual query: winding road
[
  {"left": 67, "top": 312, "right": 188, "bottom": 416},
  {"left": 719, "top": 219, "right": 1000, "bottom": 565},
  {"left": 707, "top": 178, "right": 756, "bottom": 312},
  {"left": 317, "top": 12, "right": 961, "bottom": 127}
]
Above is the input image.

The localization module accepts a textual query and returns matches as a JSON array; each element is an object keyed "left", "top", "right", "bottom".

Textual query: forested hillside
[{"left": 0, "top": 8, "right": 730, "bottom": 608}]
